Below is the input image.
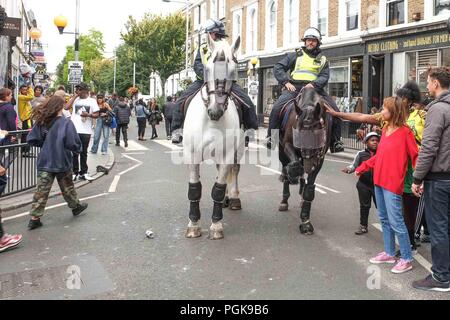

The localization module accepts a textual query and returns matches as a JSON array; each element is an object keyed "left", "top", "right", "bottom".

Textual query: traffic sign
[{"left": 68, "top": 61, "right": 84, "bottom": 84}]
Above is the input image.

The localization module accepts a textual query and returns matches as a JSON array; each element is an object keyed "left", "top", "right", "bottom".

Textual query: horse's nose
[{"left": 208, "top": 109, "right": 224, "bottom": 121}]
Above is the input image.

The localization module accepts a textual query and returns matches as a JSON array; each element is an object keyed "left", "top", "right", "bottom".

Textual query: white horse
[{"left": 183, "top": 35, "right": 245, "bottom": 240}]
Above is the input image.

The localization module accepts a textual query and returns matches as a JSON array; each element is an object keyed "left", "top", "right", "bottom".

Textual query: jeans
[
  {"left": 73, "top": 134, "right": 91, "bottom": 176},
  {"left": 375, "top": 186, "right": 413, "bottom": 261},
  {"left": 90, "top": 118, "right": 111, "bottom": 153},
  {"left": 137, "top": 117, "right": 147, "bottom": 138},
  {"left": 424, "top": 180, "right": 450, "bottom": 283}
]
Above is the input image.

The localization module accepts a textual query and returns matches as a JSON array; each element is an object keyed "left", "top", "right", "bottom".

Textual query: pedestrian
[
  {"left": 90, "top": 94, "right": 113, "bottom": 155},
  {"left": 0, "top": 88, "right": 18, "bottom": 145},
  {"left": 162, "top": 96, "right": 175, "bottom": 140},
  {"left": 31, "top": 85, "right": 46, "bottom": 109},
  {"left": 135, "top": 98, "right": 150, "bottom": 141},
  {"left": 113, "top": 97, "right": 131, "bottom": 148},
  {"left": 26, "top": 95, "right": 88, "bottom": 230},
  {"left": 65, "top": 82, "right": 99, "bottom": 181},
  {"left": 412, "top": 67, "right": 450, "bottom": 292},
  {"left": 343, "top": 132, "right": 380, "bottom": 235},
  {"left": 148, "top": 98, "right": 160, "bottom": 140},
  {"left": 108, "top": 92, "right": 119, "bottom": 109},
  {"left": 0, "top": 129, "right": 23, "bottom": 253},
  {"left": 356, "top": 96, "right": 418, "bottom": 274},
  {"left": 18, "top": 84, "right": 35, "bottom": 157}
]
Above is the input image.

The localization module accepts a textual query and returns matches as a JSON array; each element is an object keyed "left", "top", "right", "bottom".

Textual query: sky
[{"left": 25, "top": 0, "right": 184, "bottom": 72}]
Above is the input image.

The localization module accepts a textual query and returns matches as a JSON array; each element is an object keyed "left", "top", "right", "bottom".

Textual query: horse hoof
[
  {"left": 223, "top": 197, "right": 230, "bottom": 208},
  {"left": 279, "top": 203, "right": 289, "bottom": 212},
  {"left": 229, "top": 198, "right": 242, "bottom": 211},
  {"left": 208, "top": 230, "right": 224, "bottom": 240},
  {"left": 299, "top": 222, "right": 315, "bottom": 235},
  {"left": 185, "top": 227, "right": 202, "bottom": 238}
]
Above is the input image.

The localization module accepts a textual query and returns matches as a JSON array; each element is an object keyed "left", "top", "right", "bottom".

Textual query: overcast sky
[{"left": 25, "top": 0, "right": 183, "bottom": 72}]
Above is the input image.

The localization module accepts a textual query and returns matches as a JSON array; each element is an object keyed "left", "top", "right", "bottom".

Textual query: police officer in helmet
[
  {"left": 171, "top": 19, "right": 258, "bottom": 144},
  {"left": 267, "top": 27, "right": 344, "bottom": 153}
]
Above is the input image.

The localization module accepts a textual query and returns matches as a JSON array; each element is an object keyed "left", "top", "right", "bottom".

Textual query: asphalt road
[{"left": 0, "top": 122, "right": 448, "bottom": 300}]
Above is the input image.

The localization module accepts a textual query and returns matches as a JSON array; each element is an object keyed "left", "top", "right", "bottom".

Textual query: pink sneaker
[
  {"left": 0, "top": 234, "right": 23, "bottom": 253},
  {"left": 369, "top": 252, "right": 397, "bottom": 264},
  {"left": 391, "top": 259, "right": 413, "bottom": 274}
]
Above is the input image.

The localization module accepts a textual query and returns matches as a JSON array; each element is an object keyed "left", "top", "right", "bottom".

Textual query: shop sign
[
  {"left": 248, "top": 80, "right": 259, "bottom": 96},
  {"left": 367, "top": 31, "right": 450, "bottom": 54},
  {"left": 237, "top": 61, "right": 248, "bottom": 72},
  {"left": 68, "top": 61, "right": 83, "bottom": 84},
  {"left": 0, "top": 17, "right": 21, "bottom": 37}
]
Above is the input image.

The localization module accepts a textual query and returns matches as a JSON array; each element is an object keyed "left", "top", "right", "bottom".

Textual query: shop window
[
  {"left": 441, "top": 48, "right": 450, "bottom": 67},
  {"left": 263, "top": 68, "right": 281, "bottom": 117},
  {"left": 346, "top": 0, "right": 359, "bottom": 31},
  {"left": 351, "top": 57, "right": 363, "bottom": 97},
  {"left": 435, "top": 0, "right": 450, "bottom": 15},
  {"left": 387, "top": 0, "right": 405, "bottom": 26},
  {"left": 407, "top": 50, "right": 439, "bottom": 95},
  {"left": 329, "top": 58, "right": 349, "bottom": 111}
]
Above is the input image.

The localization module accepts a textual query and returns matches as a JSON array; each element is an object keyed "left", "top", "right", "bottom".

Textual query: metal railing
[
  {"left": 0, "top": 131, "right": 40, "bottom": 197},
  {"left": 341, "top": 120, "right": 365, "bottom": 151}
]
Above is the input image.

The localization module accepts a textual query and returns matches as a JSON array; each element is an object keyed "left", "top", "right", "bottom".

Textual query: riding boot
[
  {"left": 321, "top": 93, "right": 344, "bottom": 153},
  {"left": 231, "top": 83, "right": 259, "bottom": 130}
]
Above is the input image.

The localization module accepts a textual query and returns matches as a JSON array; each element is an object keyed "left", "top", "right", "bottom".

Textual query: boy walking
[{"left": 113, "top": 97, "right": 131, "bottom": 148}]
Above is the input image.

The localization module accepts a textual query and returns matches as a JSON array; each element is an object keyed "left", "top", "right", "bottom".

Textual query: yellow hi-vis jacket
[
  {"left": 18, "top": 87, "right": 34, "bottom": 125},
  {"left": 195, "top": 43, "right": 212, "bottom": 80},
  {"left": 291, "top": 50, "right": 327, "bottom": 82}
]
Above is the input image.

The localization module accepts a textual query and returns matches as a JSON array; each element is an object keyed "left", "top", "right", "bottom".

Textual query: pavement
[
  {"left": 0, "top": 140, "right": 115, "bottom": 213},
  {"left": 0, "top": 121, "right": 446, "bottom": 300}
]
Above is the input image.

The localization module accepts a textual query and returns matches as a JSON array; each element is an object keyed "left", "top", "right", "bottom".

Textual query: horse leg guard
[
  {"left": 188, "top": 182, "right": 202, "bottom": 222},
  {"left": 211, "top": 183, "right": 227, "bottom": 223},
  {"left": 279, "top": 181, "right": 290, "bottom": 212},
  {"left": 287, "top": 161, "right": 304, "bottom": 185},
  {"left": 300, "top": 184, "right": 315, "bottom": 235}
]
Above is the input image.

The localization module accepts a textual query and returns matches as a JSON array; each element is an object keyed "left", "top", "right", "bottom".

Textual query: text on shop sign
[{"left": 367, "top": 32, "right": 450, "bottom": 54}]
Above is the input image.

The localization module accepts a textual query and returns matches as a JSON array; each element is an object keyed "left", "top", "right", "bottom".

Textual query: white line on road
[
  {"left": 372, "top": 223, "right": 432, "bottom": 273},
  {"left": 122, "top": 154, "right": 143, "bottom": 164},
  {"left": 255, "top": 165, "right": 282, "bottom": 175},
  {"left": 152, "top": 139, "right": 183, "bottom": 151},
  {"left": 109, "top": 175, "right": 121, "bottom": 193},
  {"left": 315, "top": 188, "right": 327, "bottom": 194},
  {"left": 324, "top": 158, "right": 353, "bottom": 164},
  {"left": 118, "top": 164, "right": 142, "bottom": 176},
  {"left": 316, "top": 184, "right": 341, "bottom": 194},
  {"left": 3, "top": 193, "right": 108, "bottom": 222},
  {"left": 123, "top": 152, "right": 146, "bottom": 155},
  {"left": 121, "top": 140, "right": 149, "bottom": 151}
]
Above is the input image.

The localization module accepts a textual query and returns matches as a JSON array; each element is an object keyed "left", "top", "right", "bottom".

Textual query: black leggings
[
  {"left": 403, "top": 192, "right": 420, "bottom": 244},
  {"left": 151, "top": 124, "right": 158, "bottom": 138},
  {"left": 137, "top": 118, "right": 146, "bottom": 137}
]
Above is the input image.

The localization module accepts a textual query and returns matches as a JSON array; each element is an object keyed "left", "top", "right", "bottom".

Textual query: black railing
[
  {"left": 0, "top": 131, "right": 40, "bottom": 197},
  {"left": 341, "top": 120, "right": 365, "bottom": 151}
]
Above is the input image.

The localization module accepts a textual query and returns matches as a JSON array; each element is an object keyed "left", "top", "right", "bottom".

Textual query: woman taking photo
[
  {"left": 148, "top": 98, "right": 161, "bottom": 140},
  {"left": 90, "top": 94, "right": 113, "bottom": 155}
]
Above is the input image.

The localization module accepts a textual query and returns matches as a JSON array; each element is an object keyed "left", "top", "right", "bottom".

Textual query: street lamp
[
  {"left": 162, "top": 0, "right": 190, "bottom": 78},
  {"left": 54, "top": 0, "right": 80, "bottom": 61},
  {"left": 250, "top": 57, "right": 259, "bottom": 78}
]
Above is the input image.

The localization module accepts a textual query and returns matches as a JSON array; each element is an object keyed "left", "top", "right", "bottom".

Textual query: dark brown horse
[{"left": 277, "top": 87, "right": 332, "bottom": 235}]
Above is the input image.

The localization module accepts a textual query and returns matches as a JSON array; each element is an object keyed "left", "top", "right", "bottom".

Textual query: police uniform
[
  {"left": 171, "top": 41, "right": 258, "bottom": 138},
  {"left": 268, "top": 47, "right": 343, "bottom": 151}
]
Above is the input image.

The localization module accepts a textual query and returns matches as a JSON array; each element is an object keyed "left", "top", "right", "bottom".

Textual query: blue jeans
[
  {"left": 375, "top": 186, "right": 413, "bottom": 261},
  {"left": 424, "top": 180, "right": 450, "bottom": 283},
  {"left": 90, "top": 118, "right": 110, "bottom": 154}
]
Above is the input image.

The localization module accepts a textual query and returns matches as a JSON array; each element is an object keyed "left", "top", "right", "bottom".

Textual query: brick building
[{"left": 182, "top": 0, "right": 450, "bottom": 118}]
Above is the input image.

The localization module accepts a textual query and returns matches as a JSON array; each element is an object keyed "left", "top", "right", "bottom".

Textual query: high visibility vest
[
  {"left": 291, "top": 50, "right": 327, "bottom": 82},
  {"left": 196, "top": 43, "right": 212, "bottom": 80}
]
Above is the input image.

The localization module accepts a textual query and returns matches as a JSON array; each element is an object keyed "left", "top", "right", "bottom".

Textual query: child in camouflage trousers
[{"left": 27, "top": 95, "right": 88, "bottom": 230}]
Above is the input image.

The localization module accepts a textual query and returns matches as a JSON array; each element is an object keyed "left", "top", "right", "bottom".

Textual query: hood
[
  {"left": 437, "top": 91, "right": 450, "bottom": 103},
  {"left": 0, "top": 101, "right": 13, "bottom": 108},
  {"left": 118, "top": 102, "right": 127, "bottom": 108}
]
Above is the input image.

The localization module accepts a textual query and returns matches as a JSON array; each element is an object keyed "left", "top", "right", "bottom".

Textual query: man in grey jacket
[{"left": 412, "top": 67, "right": 450, "bottom": 292}]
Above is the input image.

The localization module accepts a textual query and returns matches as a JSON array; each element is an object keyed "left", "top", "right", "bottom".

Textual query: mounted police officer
[
  {"left": 171, "top": 19, "right": 258, "bottom": 144},
  {"left": 266, "top": 27, "right": 344, "bottom": 153}
]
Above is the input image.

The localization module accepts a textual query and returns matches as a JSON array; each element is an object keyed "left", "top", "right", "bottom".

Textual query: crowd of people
[{"left": 0, "top": 63, "right": 449, "bottom": 293}]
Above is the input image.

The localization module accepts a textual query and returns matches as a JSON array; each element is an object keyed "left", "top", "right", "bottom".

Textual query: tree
[{"left": 121, "top": 13, "right": 186, "bottom": 99}]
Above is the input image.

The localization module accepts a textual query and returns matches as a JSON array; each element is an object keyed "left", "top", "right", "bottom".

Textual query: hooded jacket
[
  {"left": 18, "top": 87, "right": 34, "bottom": 122},
  {"left": 413, "top": 91, "right": 450, "bottom": 183},
  {"left": 0, "top": 102, "right": 18, "bottom": 132},
  {"left": 113, "top": 102, "right": 131, "bottom": 125}
]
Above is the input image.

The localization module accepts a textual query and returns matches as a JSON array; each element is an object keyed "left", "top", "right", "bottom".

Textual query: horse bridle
[{"left": 201, "top": 79, "right": 233, "bottom": 111}]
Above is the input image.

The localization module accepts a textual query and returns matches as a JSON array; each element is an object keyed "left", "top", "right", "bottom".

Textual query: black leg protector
[
  {"left": 282, "top": 181, "right": 290, "bottom": 203},
  {"left": 211, "top": 183, "right": 227, "bottom": 223},
  {"left": 286, "top": 161, "right": 304, "bottom": 185},
  {"left": 301, "top": 184, "right": 316, "bottom": 222},
  {"left": 188, "top": 182, "right": 202, "bottom": 222}
]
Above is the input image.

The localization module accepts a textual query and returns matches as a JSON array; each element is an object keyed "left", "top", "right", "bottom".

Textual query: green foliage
[{"left": 121, "top": 13, "right": 186, "bottom": 99}]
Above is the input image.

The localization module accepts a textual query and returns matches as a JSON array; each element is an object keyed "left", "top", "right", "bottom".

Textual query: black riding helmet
[{"left": 204, "top": 19, "right": 227, "bottom": 37}]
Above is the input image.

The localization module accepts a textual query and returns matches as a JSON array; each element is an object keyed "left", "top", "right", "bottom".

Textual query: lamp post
[
  {"left": 54, "top": 0, "right": 80, "bottom": 61},
  {"left": 162, "top": 0, "right": 190, "bottom": 78}
]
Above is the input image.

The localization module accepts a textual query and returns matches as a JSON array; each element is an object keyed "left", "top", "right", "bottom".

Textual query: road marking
[
  {"left": 315, "top": 188, "right": 327, "bottom": 194},
  {"left": 324, "top": 158, "right": 353, "bottom": 164},
  {"left": 255, "top": 165, "right": 282, "bottom": 175},
  {"left": 316, "top": 184, "right": 341, "bottom": 194},
  {"left": 109, "top": 175, "right": 121, "bottom": 193},
  {"left": 2, "top": 193, "right": 108, "bottom": 222},
  {"left": 152, "top": 139, "right": 183, "bottom": 151},
  {"left": 120, "top": 140, "right": 149, "bottom": 151},
  {"left": 118, "top": 154, "right": 143, "bottom": 176},
  {"left": 123, "top": 152, "right": 146, "bottom": 155},
  {"left": 372, "top": 223, "right": 432, "bottom": 273},
  {"left": 122, "top": 154, "right": 143, "bottom": 164},
  {"left": 165, "top": 150, "right": 182, "bottom": 154}
]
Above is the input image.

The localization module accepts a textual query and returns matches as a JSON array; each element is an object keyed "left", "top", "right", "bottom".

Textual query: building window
[
  {"left": 200, "top": 3, "right": 207, "bottom": 26},
  {"left": 346, "top": 0, "right": 359, "bottom": 31},
  {"left": 218, "top": 0, "right": 226, "bottom": 19},
  {"left": 248, "top": 8, "right": 257, "bottom": 52},
  {"left": 435, "top": 0, "right": 450, "bottom": 15},
  {"left": 284, "top": 0, "right": 299, "bottom": 45},
  {"left": 194, "top": 6, "right": 200, "bottom": 31},
  {"left": 316, "top": 0, "right": 328, "bottom": 36},
  {"left": 387, "top": 0, "right": 405, "bottom": 26},
  {"left": 232, "top": 10, "right": 242, "bottom": 53},
  {"left": 267, "top": 1, "right": 277, "bottom": 48},
  {"left": 210, "top": 0, "right": 217, "bottom": 19}
]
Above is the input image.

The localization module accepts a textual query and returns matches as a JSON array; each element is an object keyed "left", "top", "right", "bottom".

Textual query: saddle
[{"left": 181, "top": 84, "right": 244, "bottom": 128}]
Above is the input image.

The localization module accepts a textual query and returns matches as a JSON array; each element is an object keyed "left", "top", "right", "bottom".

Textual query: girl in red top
[{"left": 356, "top": 97, "right": 418, "bottom": 274}]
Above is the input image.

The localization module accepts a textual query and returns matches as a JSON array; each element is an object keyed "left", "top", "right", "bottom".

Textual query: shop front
[
  {"left": 258, "top": 54, "right": 284, "bottom": 125},
  {"left": 364, "top": 21, "right": 450, "bottom": 110}
]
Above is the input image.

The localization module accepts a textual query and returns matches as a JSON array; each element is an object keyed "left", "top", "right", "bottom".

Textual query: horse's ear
[
  {"left": 314, "top": 102, "right": 322, "bottom": 119},
  {"left": 207, "top": 33, "right": 216, "bottom": 52},
  {"left": 232, "top": 36, "right": 241, "bottom": 55}
]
